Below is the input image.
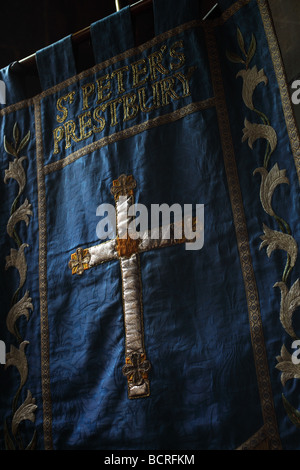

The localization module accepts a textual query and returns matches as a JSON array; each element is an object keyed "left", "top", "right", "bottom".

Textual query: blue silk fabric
[{"left": 1, "top": 0, "right": 300, "bottom": 450}]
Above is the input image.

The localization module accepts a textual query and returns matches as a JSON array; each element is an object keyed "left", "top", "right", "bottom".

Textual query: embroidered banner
[{"left": 0, "top": 0, "right": 300, "bottom": 450}]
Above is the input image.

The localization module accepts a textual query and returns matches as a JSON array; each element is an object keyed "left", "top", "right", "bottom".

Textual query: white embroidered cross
[{"left": 68, "top": 174, "right": 197, "bottom": 399}]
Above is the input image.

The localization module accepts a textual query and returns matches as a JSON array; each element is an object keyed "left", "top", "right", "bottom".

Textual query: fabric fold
[
  {"left": 36, "top": 35, "right": 77, "bottom": 91},
  {"left": 153, "top": 0, "right": 200, "bottom": 36},
  {"left": 90, "top": 7, "right": 134, "bottom": 64}
]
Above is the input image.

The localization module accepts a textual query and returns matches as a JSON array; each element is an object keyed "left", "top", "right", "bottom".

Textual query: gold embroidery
[
  {"left": 122, "top": 92, "right": 139, "bottom": 122},
  {"left": 78, "top": 110, "right": 93, "bottom": 140},
  {"left": 242, "top": 119, "right": 277, "bottom": 154},
  {"left": 116, "top": 236, "right": 140, "bottom": 258},
  {"left": 208, "top": 21, "right": 281, "bottom": 448},
  {"left": 236, "top": 66, "right": 268, "bottom": 111},
  {"left": 81, "top": 82, "right": 95, "bottom": 110},
  {"left": 101, "top": 97, "right": 123, "bottom": 127},
  {"left": 169, "top": 40, "right": 186, "bottom": 71},
  {"left": 96, "top": 74, "right": 112, "bottom": 104},
  {"left": 11, "top": 391, "right": 37, "bottom": 441},
  {"left": 4, "top": 123, "right": 30, "bottom": 157},
  {"left": 148, "top": 47, "right": 170, "bottom": 81},
  {"left": 276, "top": 344, "right": 300, "bottom": 386},
  {"left": 0, "top": 0, "right": 291, "bottom": 448},
  {"left": 50, "top": 39, "right": 196, "bottom": 156},
  {"left": 93, "top": 106, "right": 106, "bottom": 133},
  {"left": 5, "top": 245, "right": 28, "bottom": 291},
  {"left": 46, "top": 99, "right": 215, "bottom": 174},
  {"left": 7, "top": 198, "right": 33, "bottom": 239},
  {"left": 68, "top": 174, "right": 198, "bottom": 399},
  {"left": 56, "top": 91, "right": 76, "bottom": 123},
  {"left": 111, "top": 65, "right": 129, "bottom": 94},
  {"left": 35, "top": 101, "right": 53, "bottom": 450},
  {"left": 4, "top": 157, "right": 28, "bottom": 196},
  {"left": 274, "top": 280, "right": 300, "bottom": 340},
  {"left": 3, "top": 123, "right": 36, "bottom": 450},
  {"left": 131, "top": 58, "right": 148, "bottom": 88},
  {"left": 53, "top": 126, "right": 64, "bottom": 155},
  {"left": 122, "top": 353, "right": 151, "bottom": 385},
  {"left": 68, "top": 248, "right": 91, "bottom": 275},
  {"left": 52, "top": 68, "right": 197, "bottom": 153},
  {"left": 159, "top": 77, "right": 180, "bottom": 106},
  {"left": 257, "top": 0, "right": 300, "bottom": 183},
  {"left": 6, "top": 291, "right": 33, "bottom": 340},
  {"left": 260, "top": 224, "right": 298, "bottom": 269},
  {"left": 111, "top": 174, "right": 136, "bottom": 200},
  {"left": 64, "top": 119, "right": 80, "bottom": 148},
  {"left": 227, "top": 24, "right": 300, "bottom": 431},
  {"left": 253, "top": 164, "right": 289, "bottom": 218},
  {"left": 138, "top": 87, "right": 156, "bottom": 113},
  {"left": 5, "top": 342, "right": 29, "bottom": 390}
]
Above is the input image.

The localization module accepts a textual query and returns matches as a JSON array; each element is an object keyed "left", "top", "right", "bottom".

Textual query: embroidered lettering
[
  {"left": 56, "top": 91, "right": 76, "bottom": 123},
  {"left": 53, "top": 41, "right": 196, "bottom": 154}
]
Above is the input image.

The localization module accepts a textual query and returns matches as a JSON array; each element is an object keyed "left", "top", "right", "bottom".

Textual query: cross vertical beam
[{"left": 69, "top": 174, "right": 196, "bottom": 399}]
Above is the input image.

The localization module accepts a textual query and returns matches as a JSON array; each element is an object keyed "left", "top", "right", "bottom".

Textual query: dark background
[
  {"left": 0, "top": 0, "right": 229, "bottom": 69},
  {"left": 0, "top": 0, "right": 299, "bottom": 128},
  {"left": 0, "top": 0, "right": 117, "bottom": 69}
]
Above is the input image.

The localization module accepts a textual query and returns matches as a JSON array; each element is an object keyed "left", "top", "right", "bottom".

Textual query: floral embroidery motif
[
  {"left": 110, "top": 174, "right": 137, "bottom": 200},
  {"left": 3, "top": 123, "right": 37, "bottom": 450},
  {"left": 122, "top": 353, "right": 151, "bottom": 387},
  {"left": 68, "top": 248, "right": 91, "bottom": 275},
  {"left": 227, "top": 29, "right": 300, "bottom": 427}
]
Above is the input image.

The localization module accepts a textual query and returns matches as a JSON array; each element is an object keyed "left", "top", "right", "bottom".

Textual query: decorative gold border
[
  {"left": 34, "top": 101, "right": 53, "bottom": 450},
  {"left": 257, "top": 0, "right": 300, "bottom": 184},
  {"left": 203, "top": 21, "right": 281, "bottom": 449}
]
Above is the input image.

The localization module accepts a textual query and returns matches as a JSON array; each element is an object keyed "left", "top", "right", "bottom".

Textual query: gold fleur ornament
[
  {"left": 242, "top": 119, "right": 277, "bottom": 153},
  {"left": 236, "top": 66, "right": 268, "bottom": 110},
  {"left": 68, "top": 248, "right": 91, "bottom": 275}
]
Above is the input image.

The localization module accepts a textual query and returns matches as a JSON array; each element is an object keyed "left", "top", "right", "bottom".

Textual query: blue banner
[{"left": 0, "top": 0, "right": 300, "bottom": 450}]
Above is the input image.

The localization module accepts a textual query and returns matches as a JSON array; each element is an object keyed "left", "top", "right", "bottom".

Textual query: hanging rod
[
  {"left": 15, "top": 0, "right": 219, "bottom": 72},
  {"left": 16, "top": 0, "right": 152, "bottom": 71}
]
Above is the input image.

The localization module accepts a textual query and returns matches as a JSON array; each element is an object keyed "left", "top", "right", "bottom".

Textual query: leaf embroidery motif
[
  {"left": 242, "top": 119, "right": 277, "bottom": 153},
  {"left": 253, "top": 164, "right": 289, "bottom": 217},
  {"left": 276, "top": 345, "right": 300, "bottom": 386},
  {"left": 227, "top": 26, "right": 300, "bottom": 429},
  {"left": 4, "top": 124, "right": 30, "bottom": 158},
  {"left": 5, "top": 342, "right": 29, "bottom": 390},
  {"left": 5, "top": 244, "right": 29, "bottom": 291},
  {"left": 4, "top": 157, "right": 27, "bottom": 196},
  {"left": 6, "top": 291, "right": 33, "bottom": 337},
  {"left": 259, "top": 224, "right": 298, "bottom": 268},
  {"left": 11, "top": 391, "right": 37, "bottom": 437},
  {"left": 7, "top": 199, "right": 33, "bottom": 239},
  {"left": 274, "top": 279, "right": 300, "bottom": 339},
  {"left": 3, "top": 123, "right": 36, "bottom": 449},
  {"left": 226, "top": 28, "right": 256, "bottom": 70},
  {"left": 236, "top": 65, "right": 268, "bottom": 110}
]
